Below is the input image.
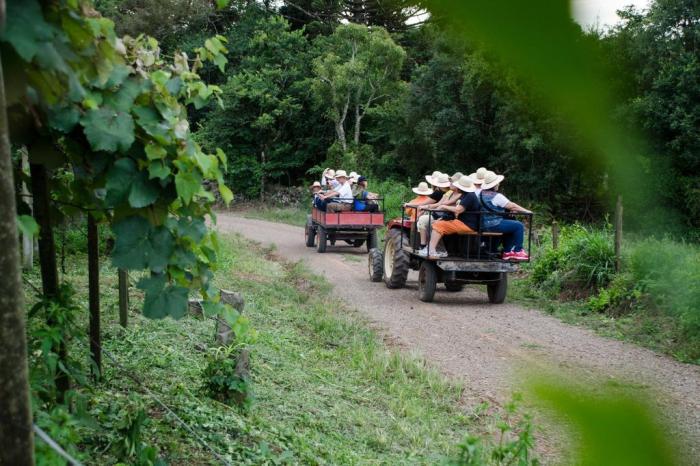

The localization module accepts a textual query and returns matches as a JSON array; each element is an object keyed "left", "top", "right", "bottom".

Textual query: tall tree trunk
[
  {"left": 88, "top": 214, "right": 101, "bottom": 379},
  {"left": 29, "top": 163, "right": 69, "bottom": 401},
  {"left": 354, "top": 104, "right": 361, "bottom": 145},
  {"left": 0, "top": 43, "right": 36, "bottom": 466}
]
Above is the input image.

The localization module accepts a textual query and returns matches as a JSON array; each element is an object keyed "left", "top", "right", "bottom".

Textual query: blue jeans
[
  {"left": 484, "top": 220, "right": 524, "bottom": 252},
  {"left": 314, "top": 197, "right": 330, "bottom": 211}
]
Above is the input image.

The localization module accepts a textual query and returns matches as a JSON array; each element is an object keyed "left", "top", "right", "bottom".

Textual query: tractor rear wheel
[
  {"left": 487, "top": 273, "right": 508, "bottom": 304},
  {"left": 418, "top": 261, "right": 438, "bottom": 302},
  {"left": 305, "top": 215, "right": 316, "bottom": 247},
  {"left": 317, "top": 227, "right": 327, "bottom": 253},
  {"left": 368, "top": 248, "right": 383, "bottom": 282},
  {"left": 383, "top": 229, "right": 410, "bottom": 289}
]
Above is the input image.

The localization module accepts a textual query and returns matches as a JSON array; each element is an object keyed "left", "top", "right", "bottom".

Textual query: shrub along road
[{"left": 217, "top": 214, "right": 700, "bottom": 460}]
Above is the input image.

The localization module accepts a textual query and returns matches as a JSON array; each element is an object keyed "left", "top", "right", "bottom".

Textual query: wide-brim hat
[
  {"left": 324, "top": 169, "right": 335, "bottom": 179},
  {"left": 310, "top": 181, "right": 322, "bottom": 189},
  {"left": 412, "top": 181, "right": 433, "bottom": 195},
  {"left": 335, "top": 169, "right": 348, "bottom": 179},
  {"left": 430, "top": 173, "right": 451, "bottom": 188},
  {"left": 453, "top": 175, "right": 477, "bottom": 193},
  {"left": 470, "top": 167, "right": 488, "bottom": 185},
  {"left": 425, "top": 170, "right": 442, "bottom": 185},
  {"left": 481, "top": 171, "right": 505, "bottom": 190},
  {"left": 450, "top": 172, "right": 464, "bottom": 183}
]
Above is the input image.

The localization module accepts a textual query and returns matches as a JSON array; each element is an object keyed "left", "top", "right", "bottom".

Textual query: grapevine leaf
[
  {"left": 48, "top": 104, "right": 80, "bottom": 133},
  {"left": 175, "top": 169, "right": 202, "bottom": 205},
  {"left": 112, "top": 216, "right": 174, "bottom": 272},
  {"left": 103, "top": 77, "right": 145, "bottom": 112},
  {"left": 17, "top": 215, "right": 39, "bottom": 237},
  {"left": 128, "top": 172, "right": 159, "bottom": 208},
  {"left": 81, "top": 107, "right": 135, "bottom": 153},
  {"left": 107, "top": 157, "right": 159, "bottom": 208},
  {"left": 145, "top": 143, "right": 167, "bottom": 160},
  {"left": 148, "top": 161, "right": 171, "bottom": 180},
  {"left": 133, "top": 105, "right": 173, "bottom": 145},
  {"left": 202, "top": 301, "right": 226, "bottom": 318},
  {"left": 215, "top": 0, "right": 230, "bottom": 10},
  {"left": 138, "top": 274, "right": 189, "bottom": 319},
  {"left": 219, "top": 184, "right": 233, "bottom": 205},
  {"left": 1, "top": 0, "right": 54, "bottom": 61},
  {"left": 175, "top": 217, "right": 207, "bottom": 243}
]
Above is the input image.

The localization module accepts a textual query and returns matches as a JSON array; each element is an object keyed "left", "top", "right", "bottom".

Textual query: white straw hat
[
  {"left": 480, "top": 170, "right": 505, "bottom": 190},
  {"left": 310, "top": 181, "right": 322, "bottom": 189},
  {"left": 412, "top": 181, "right": 433, "bottom": 195},
  {"left": 469, "top": 167, "right": 488, "bottom": 185},
  {"left": 325, "top": 169, "right": 335, "bottom": 179},
  {"left": 335, "top": 169, "right": 348, "bottom": 179},
  {"left": 450, "top": 172, "right": 464, "bottom": 183},
  {"left": 425, "top": 170, "right": 443, "bottom": 184},
  {"left": 430, "top": 173, "right": 451, "bottom": 188},
  {"left": 453, "top": 176, "right": 477, "bottom": 193}
]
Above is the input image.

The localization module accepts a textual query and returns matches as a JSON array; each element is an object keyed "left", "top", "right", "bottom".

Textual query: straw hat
[
  {"left": 453, "top": 176, "right": 477, "bottom": 193},
  {"left": 450, "top": 172, "right": 464, "bottom": 183},
  {"left": 480, "top": 170, "right": 505, "bottom": 190},
  {"left": 348, "top": 171, "right": 359, "bottom": 183},
  {"left": 430, "top": 173, "right": 451, "bottom": 188},
  {"left": 324, "top": 169, "right": 336, "bottom": 179},
  {"left": 412, "top": 181, "right": 433, "bottom": 195},
  {"left": 310, "top": 181, "right": 322, "bottom": 189},
  {"left": 425, "top": 170, "right": 443, "bottom": 184},
  {"left": 469, "top": 167, "right": 488, "bottom": 185},
  {"left": 335, "top": 169, "right": 348, "bottom": 179}
]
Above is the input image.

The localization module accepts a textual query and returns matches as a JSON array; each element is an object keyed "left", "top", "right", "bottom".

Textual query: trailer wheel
[
  {"left": 368, "top": 248, "right": 383, "bottom": 282},
  {"left": 487, "top": 273, "right": 508, "bottom": 304},
  {"left": 305, "top": 215, "right": 316, "bottom": 247},
  {"left": 366, "top": 230, "right": 378, "bottom": 252},
  {"left": 383, "top": 229, "right": 410, "bottom": 289},
  {"left": 418, "top": 261, "right": 437, "bottom": 302},
  {"left": 445, "top": 282, "right": 464, "bottom": 292},
  {"left": 317, "top": 227, "right": 327, "bottom": 253}
]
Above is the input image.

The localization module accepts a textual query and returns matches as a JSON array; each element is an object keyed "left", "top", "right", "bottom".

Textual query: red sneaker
[
  {"left": 511, "top": 250, "right": 530, "bottom": 261},
  {"left": 502, "top": 251, "right": 516, "bottom": 260}
]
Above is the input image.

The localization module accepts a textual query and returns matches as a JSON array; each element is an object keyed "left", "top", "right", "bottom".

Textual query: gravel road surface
[{"left": 217, "top": 214, "right": 700, "bottom": 462}]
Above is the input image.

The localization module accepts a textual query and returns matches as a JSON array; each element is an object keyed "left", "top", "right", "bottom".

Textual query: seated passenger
[
  {"left": 322, "top": 168, "right": 339, "bottom": 190},
  {"left": 310, "top": 181, "right": 324, "bottom": 208},
  {"left": 469, "top": 167, "right": 488, "bottom": 195},
  {"left": 405, "top": 182, "right": 433, "bottom": 220},
  {"left": 316, "top": 170, "right": 354, "bottom": 212},
  {"left": 419, "top": 176, "right": 480, "bottom": 258},
  {"left": 415, "top": 173, "right": 461, "bottom": 249},
  {"left": 478, "top": 171, "right": 532, "bottom": 261},
  {"left": 353, "top": 176, "right": 379, "bottom": 212}
]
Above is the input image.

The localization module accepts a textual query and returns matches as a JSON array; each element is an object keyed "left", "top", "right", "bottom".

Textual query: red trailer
[{"left": 305, "top": 206, "right": 384, "bottom": 253}]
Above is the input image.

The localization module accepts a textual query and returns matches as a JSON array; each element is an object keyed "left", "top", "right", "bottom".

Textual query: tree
[
  {"left": 0, "top": 23, "right": 35, "bottom": 465},
  {"left": 197, "top": 13, "right": 330, "bottom": 198},
  {"left": 311, "top": 23, "right": 406, "bottom": 160}
]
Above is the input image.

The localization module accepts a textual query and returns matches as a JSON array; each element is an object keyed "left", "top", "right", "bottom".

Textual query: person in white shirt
[{"left": 316, "top": 170, "right": 354, "bottom": 212}]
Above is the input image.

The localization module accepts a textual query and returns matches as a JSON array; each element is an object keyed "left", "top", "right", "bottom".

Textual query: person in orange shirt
[{"left": 404, "top": 181, "right": 433, "bottom": 221}]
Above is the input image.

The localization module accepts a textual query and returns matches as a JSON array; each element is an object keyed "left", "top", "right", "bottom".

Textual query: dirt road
[{"left": 216, "top": 214, "right": 700, "bottom": 461}]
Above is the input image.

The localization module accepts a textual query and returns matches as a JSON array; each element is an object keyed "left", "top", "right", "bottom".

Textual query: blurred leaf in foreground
[{"left": 531, "top": 379, "right": 679, "bottom": 466}]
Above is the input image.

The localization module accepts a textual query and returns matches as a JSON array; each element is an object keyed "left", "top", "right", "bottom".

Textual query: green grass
[
  {"left": 25, "top": 233, "right": 484, "bottom": 464},
  {"left": 241, "top": 205, "right": 309, "bottom": 227}
]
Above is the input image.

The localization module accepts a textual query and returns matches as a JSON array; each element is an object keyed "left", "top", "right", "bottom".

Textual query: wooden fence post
[
  {"left": 551, "top": 221, "right": 559, "bottom": 250},
  {"left": 118, "top": 269, "right": 128, "bottom": 328},
  {"left": 87, "top": 214, "right": 101, "bottom": 379},
  {"left": 614, "top": 195, "right": 623, "bottom": 272}
]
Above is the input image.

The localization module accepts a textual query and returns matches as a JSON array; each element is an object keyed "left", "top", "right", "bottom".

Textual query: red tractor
[
  {"left": 368, "top": 209, "right": 532, "bottom": 303},
  {"left": 305, "top": 205, "right": 384, "bottom": 253}
]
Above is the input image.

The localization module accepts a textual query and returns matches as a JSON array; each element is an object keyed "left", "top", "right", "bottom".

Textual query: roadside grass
[
  {"left": 241, "top": 204, "right": 308, "bottom": 227},
  {"left": 25, "top": 232, "right": 484, "bottom": 464}
]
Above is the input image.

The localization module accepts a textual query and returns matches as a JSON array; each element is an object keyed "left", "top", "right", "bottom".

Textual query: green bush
[
  {"left": 627, "top": 238, "right": 700, "bottom": 349},
  {"left": 202, "top": 345, "right": 252, "bottom": 409},
  {"left": 530, "top": 224, "right": 616, "bottom": 294}
]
